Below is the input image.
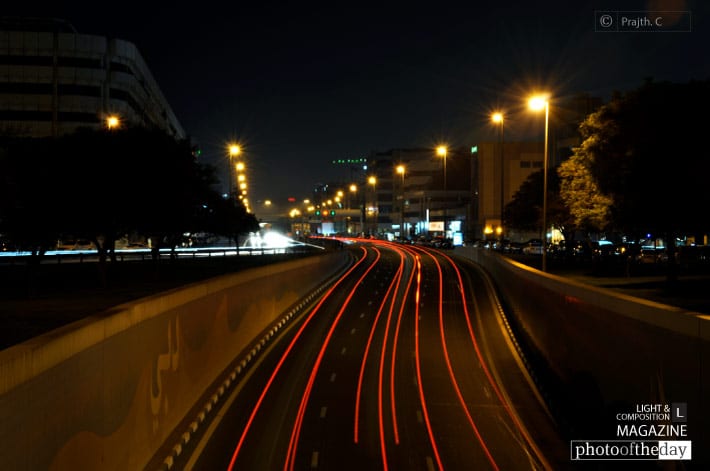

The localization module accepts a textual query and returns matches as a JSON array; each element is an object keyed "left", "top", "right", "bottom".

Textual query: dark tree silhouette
[
  {"left": 504, "top": 168, "right": 573, "bottom": 243},
  {"left": 564, "top": 79, "right": 710, "bottom": 281},
  {"left": 0, "top": 126, "right": 258, "bottom": 293}
]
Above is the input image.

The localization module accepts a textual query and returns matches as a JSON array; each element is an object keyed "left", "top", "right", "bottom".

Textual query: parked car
[
  {"left": 430, "top": 236, "right": 452, "bottom": 249},
  {"left": 522, "top": 239, "right": 544, "bottom": 255},
  {"left": 636, "top": 247, "right": 666, "bottom": 264}
]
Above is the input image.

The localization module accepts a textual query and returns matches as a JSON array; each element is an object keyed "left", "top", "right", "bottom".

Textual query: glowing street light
[
  {"left": 528, "top": 96, "right": 548, "bottom": 112},
  {"left": 106, "top": 115, "right": 120, "bottom": 130},
  {"left": 528, "top": 94, "right": 550, "bottom": 272}
]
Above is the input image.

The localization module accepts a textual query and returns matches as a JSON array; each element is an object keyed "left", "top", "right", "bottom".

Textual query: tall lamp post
[
  {"left": 350, "top": 184, "right": 360, "bottom": 235},
  {"left": 436, "top": 145, "right": 447, "bottom": 237},
  {"left": 528, "top": 96, "right": 550, "bottom": 272},
  {"left": 368, "top": 176, "right": 377, "bottom": 235},
  {"left": 491, "top": 112, "right": 505, "bottom": 244},
  {"left": 106, "top": 115, "right": 120, "bottom": 130},
  {"left": 396, "top": 164, "right": 406, "bottom": 239}
]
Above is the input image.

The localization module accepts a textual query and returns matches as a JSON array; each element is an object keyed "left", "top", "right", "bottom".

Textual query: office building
[{"left": 0, "top": 17, "right": 184, "bottom": 138}]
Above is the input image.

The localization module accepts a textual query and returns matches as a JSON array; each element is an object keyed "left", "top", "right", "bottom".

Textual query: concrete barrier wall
[
  {"left": 455, "top": 247, "right": 710, "bottom": 465},
  {"left": 0, "top": 251, "right": 351, "bottom": 470}
]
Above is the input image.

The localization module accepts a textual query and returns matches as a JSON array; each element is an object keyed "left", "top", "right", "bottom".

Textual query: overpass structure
[{"left": 0, "top": 246, "right": 707, "bottom": 469}]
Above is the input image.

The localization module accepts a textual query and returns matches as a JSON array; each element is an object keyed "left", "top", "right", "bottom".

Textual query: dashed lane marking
[{"left": 311, "top": 451, "right": 319, "bottom": 468}]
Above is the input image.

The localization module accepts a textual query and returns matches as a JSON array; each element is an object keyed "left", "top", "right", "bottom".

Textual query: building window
[
  {"left": 110, "top": 62, "right": 134, "bottom": 75},
  {"left": 59, "top": 84, "right": 101, "bottom": 97},
  {"left": 0, "top": 82, "right": 52, "bottom": 94},
  {"left": 57, "top": 56, "right": 102, "bottom": 68},
  {"left": 109, "top": 88, "right": 143, "bottom": 115}
]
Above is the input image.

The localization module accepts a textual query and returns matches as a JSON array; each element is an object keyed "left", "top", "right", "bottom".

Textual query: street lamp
[
  {"left": 528, "top": 95, "right": 550, "bottom": 272},
  {"left": 396, "top": 165, "right": 406, "bottom": 238},
  {"left": 106, "top": 115, "right": 120, "bottom": 130},
  {"left": 491, "top": 112, "right": 505, "bottom": 244},
  {"left": 348, "top": 184, "right": 357, "bottom": 209},
  {"left": 349, "top": 184, "right": 359, "bottom": 234},
  {"left": 436, "top": 146, "right": 448, "bottom": 237},
  {"left": 368, "top": 176, "right": 377, "bottom": 235}
]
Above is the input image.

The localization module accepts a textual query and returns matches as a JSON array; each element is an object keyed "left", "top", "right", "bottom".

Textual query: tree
[
  {"left": 576, "top": 80, "right": 710, "bottom": 235},
  {"left": 504, "top": 168, "right": 574, "bottom": 242},
  {"left": 563, "top": 79, "right": 710, "bottom": 281},
  {"left": 0, "top": 126, "right": 248, "bottom": 292},
  {"left": 200, "top": 194, "right": 260, "bottom": 245},
  {"left": 0, "top": 137, "right": 65, "bottom": 261},
  {"left": 558, "top": 141, "right": 613, "bottom": 232}
]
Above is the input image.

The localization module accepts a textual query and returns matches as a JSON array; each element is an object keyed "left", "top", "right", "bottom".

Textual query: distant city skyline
[{"left": 3, "top": 1, "right": 707, "bottom": 205}]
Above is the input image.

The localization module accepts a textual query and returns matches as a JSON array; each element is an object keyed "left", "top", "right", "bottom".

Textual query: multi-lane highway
[{"left": 175, "top": 240, "right": 568, "bottom": 470}]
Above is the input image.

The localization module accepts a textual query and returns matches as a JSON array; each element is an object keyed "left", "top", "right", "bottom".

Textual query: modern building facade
[
  {"left": 471, "top": 141, "right": 544, "bottom": 240},
  {"left": 0, "top": 17, "right": 184, "bottom": 138},
  {"left": 367, "top": 148, "right": 472, "bottom": 240}
]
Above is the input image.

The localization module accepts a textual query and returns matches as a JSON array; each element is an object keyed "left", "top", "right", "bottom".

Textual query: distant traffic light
[
  {"left": 329, "top": 210, "right": 336, "bottom": 216},
  {"left": 315, "top": 210, "right": 321, "bottom": 216}
]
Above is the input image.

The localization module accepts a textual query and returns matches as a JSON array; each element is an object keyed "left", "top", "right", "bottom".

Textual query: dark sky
[{"left": 8, "top": 1, "right": 708, "bottom": 205}]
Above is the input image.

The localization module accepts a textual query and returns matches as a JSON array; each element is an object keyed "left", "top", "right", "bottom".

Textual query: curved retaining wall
[
  {"left": 455, "top": 247, "right": 710, "bottom": 466},
  {"left": 0, "top": 251, "right": 351, "bottom": 470}
]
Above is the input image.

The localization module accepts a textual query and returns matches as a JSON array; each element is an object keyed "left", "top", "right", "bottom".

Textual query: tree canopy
[
  {"left": 0, "top": 127, "right": 258, "bottom": 260},
  {"left": 557, "top": 140, "right": 613, "bottom": 232},
  {"left": 503, "top": 79, "right": 710, "bottom": 248},
  {"left": 562, "top": 79, "right": 710, "bottom": 237},
  {"left": 504, "top": 168, "right": 573, "bottom": 239}
]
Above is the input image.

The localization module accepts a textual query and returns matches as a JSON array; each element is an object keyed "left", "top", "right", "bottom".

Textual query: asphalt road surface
[{"left": 174, "top": 240, "right": 568, "bottom": 470}]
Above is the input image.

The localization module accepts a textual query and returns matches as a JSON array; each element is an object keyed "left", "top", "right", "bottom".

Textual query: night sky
[{"left": 6, "top": 1, "right": 708, "bottom": 207}]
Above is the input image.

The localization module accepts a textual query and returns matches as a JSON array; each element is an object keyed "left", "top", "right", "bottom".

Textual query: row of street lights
[
  {"left": 228, "top": 143, "right": 250, "bottom": 213},
  {"left": 104, "top": 115, "right": 255, "bottom": 217},
  {"left": 225, "top": 94, "right": 551, "bottom": 269}
]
